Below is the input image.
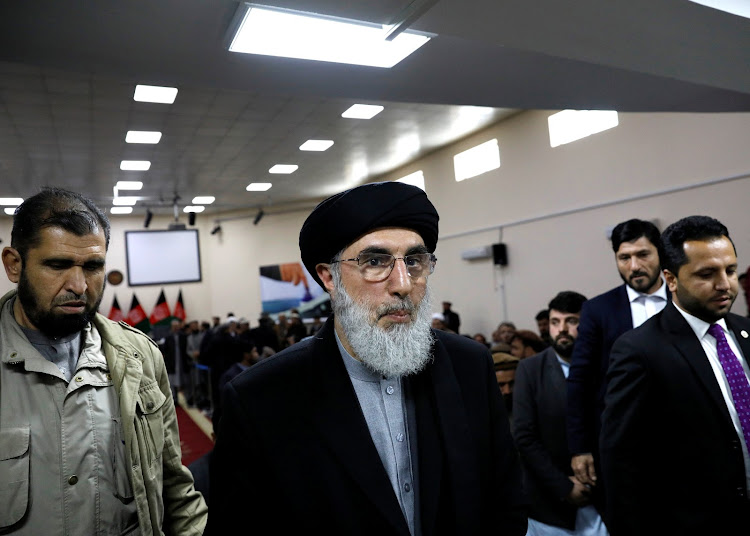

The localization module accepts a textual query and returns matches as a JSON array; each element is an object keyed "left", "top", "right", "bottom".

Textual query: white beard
[{"left": 332, "top": 272, "right": 434, "bottom": 378}]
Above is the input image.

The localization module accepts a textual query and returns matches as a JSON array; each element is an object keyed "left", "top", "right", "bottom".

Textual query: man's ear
[
  {"left": 664, "top": 268, "right": 678, "bottom": 293},
  {"left": 316, "top": 263, "right": 336, "bottom": 294},
  {"left": 2, "top": 247, "right": 22, "bottom": 284}
]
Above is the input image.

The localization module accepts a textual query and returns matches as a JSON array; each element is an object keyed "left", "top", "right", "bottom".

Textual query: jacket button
[
  {"left": 68, "top": 475, "right": 78, "bottom": 485},
  {"left": 147, "top": 402, "right": 155, "bottom": 410}
]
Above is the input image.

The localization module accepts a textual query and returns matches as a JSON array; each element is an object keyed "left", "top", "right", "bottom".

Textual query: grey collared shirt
[{"left": 336, "top": 332, "right": 420, "bottom": 536}]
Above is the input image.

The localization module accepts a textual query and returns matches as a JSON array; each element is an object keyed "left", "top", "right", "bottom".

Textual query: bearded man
[
  {"left": 0, "top": 188, "right": 206, "bottom": 535},
  {"left": 208, "top": 181, "right": 527, "bottom": 535}
]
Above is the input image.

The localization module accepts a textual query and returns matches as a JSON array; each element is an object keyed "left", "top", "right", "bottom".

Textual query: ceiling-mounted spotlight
[
  {"left": 144, "top": 209, "right": 153, "bottom": 228},
  {"left": 253, "top": 208, "right": 265, "bottom": 225},
  {"left": 211, "top": 224, "right": 222, "bottom": 235}
]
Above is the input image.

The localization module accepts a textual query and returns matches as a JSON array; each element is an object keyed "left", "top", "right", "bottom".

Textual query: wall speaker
[
  {"left": 188, "top": 212, "right": 196, "bottom": 226},
  {"left": 492, "top": 243, "right": 508, "bottom": 266}
]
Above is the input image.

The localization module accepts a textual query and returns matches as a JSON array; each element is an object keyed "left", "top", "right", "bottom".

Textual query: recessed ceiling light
[
  {"left": 183, "top": 206, "right": 205, "bottom": 213},
  {"left": 246, "top": 183, "right": 273, "bottom": 192},
  {"left": 110, "top": 207, "right": 133, "bottom": 214},
  {"left": 192, "top": 196, "right": 215, "bottom": 204},
  {"left": 116, "top": 181, "right": 143, "bottom": 190},
  {"left": 269, "top": 165, "right": 298, "bottom": 174},
  {"left": 120, "top": 160, "right": 151, "bottom": 171},
  {"left": 113, "top": 197, "right": 138, "bottom": 206},
  {"left": 300, "top": 139, "right": 334, "bottom": 151},
  {"left": 0, "top": 197, "right": 23, "bottom": 206},
  {"left": 689, "top": 0, "right": 750, "bottom": 18},
  {"left": 126, "top": 131, "right": 162, "bottom": 144},
  {"left": 4, "top": 207, "right": 17, "bottom": 215},
  {"left": 228, "top": 6, "right": 432, "bottom": 68},
  {"left": 342, "top": 104, "right": 384, "bottom": 119},
  {"left": 133, "top": 85, "right": 178, "bottom": 104}
]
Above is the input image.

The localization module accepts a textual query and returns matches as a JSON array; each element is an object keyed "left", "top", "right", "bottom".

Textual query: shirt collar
[
  {"left": 625, "top": 276, "right": 668, "bottom": 304},
  {"left": 672, "top": 301, "right": 729, "bottom": 340}
]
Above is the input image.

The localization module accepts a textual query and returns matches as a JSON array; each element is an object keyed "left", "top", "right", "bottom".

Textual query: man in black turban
[{"left": 209, "top": 181, "right": 527, "bottom": 536}]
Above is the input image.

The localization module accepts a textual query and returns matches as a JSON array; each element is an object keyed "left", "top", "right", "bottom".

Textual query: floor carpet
[{"left": 176, "top": 405, "right": 214, "bottom": 467}]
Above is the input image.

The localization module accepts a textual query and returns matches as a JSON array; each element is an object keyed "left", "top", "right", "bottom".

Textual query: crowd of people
[{"left": 2, "top": 184, "right": 750, "bottom": 536}]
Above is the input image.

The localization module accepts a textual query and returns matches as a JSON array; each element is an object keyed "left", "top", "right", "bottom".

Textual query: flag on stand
[
  {"left": 173, "top": 290, "right": 186, "bottom": 322},
  {"left": 126, "top": 295, "right": 151, "bottom": 333},
  {"left": 149, "top": 290, "right": 172, "bottom": 327},
  {"left": 107, "top": 296, "right": 124, "bottom": 323}
]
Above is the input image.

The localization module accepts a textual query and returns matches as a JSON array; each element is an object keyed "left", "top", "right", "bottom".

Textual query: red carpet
[{"left": 175, "top": 406, "right": 214, "bottom": 467}]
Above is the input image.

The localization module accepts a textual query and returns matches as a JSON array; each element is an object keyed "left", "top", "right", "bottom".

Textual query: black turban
[{"left": 299, "top": 181, "right": 439, "bottom": 289}]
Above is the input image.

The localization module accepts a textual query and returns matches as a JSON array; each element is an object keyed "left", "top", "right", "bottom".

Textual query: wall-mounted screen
[{"left": 125, "top": 229, "right": 202, "bottom": 286}]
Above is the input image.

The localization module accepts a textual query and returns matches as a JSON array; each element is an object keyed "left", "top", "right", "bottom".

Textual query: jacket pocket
[
  {"left": 0, "top": 426, "right": 30, "bottom": 529},
  {"left": 134, "top": 382, "right": 167, "bottom": 467},
  {"left": 112, "top": 416, "right": 135, "bottom": 503}
]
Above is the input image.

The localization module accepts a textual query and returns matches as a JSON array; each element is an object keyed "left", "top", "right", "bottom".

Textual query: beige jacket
[{"left": 0, "top": 290, "right": 207, "bottom": 535}]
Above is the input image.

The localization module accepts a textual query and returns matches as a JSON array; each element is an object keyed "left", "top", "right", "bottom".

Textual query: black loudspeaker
[
  {"left": 492, "top": 243, "right": 508, "bottom": 266},
  {"left": 188, "top": 212, "right": 196, "bottom": 226}
]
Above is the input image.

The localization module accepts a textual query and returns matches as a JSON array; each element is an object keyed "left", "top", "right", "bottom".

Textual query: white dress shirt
[{"left": 625, "top": 277, "right": 668, "bottom": 328}]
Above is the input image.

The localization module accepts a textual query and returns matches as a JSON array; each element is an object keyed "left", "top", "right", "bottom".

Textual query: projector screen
[{"left": 125, "top": 229, "right": 202, "bottom": 286}]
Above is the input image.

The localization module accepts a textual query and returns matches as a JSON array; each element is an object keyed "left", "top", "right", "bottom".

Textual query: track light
[
  {"left": 144, "top": 209, "right": 153, "bottom": 228},
  {"left": 253, "top": 208, "right": 265, "bottom": 225},
  {"left": 211, "top": 224, "right": 222, "bottom": 235}
]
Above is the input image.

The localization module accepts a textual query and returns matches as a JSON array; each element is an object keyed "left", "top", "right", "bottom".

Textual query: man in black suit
[
  {"left": 514, "top": 291, "right": 608, "bottom": 535},
  {"left": 600, "top": 215, "right": 750, "bottom": 535},
  {"left": 208, "top": 181, "right": 527, "bottom": 535},
  {"left": 566, "top": 219, "right": 669, "bottom": 508}
]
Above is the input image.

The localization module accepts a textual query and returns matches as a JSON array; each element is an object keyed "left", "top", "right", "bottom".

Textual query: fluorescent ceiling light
[
  {"left": 4, "top": 207, "right": 17, "bottom": 215},
  {"left": 192, "top": 196, "right": 215, "bottom": 204},
  {"left": 133, "top": 85, "right": 178, "bottom": 104},
  {"left": 229, "top": 5, "right": 431, "bottom": 68},
  {"left": 688, "top": 0, "right": 750, "bottom": 18},
  {"left": 300, "top": 139, "right": 334, "bottom": 151},
  {"left": 269, "top": 164, "right": 298, "bottom": 174},
  {"left": 548, "top": 110, "right": 619, "bottom": 148},
  {"left": 453, "top": 139, "right": 500, "bottom": 182},
  {"left": 113, "top": 197, "right": 138, "bottom": 206},
  {"left": 396, "top": 171, "right": 425, "bottom": 191},
  {"left": 110, "top": 207, "right": 133, "bottom": 214},
  {"left": 120, "top": 160, "right": 151, "bottom": 171},
  {"left": 246, "top": 182, "right": 273, "bottom": 192},
  {"left": 126, "top": 131, "right": 162, "bottom": 144},
  {"left": 116, "top": 181, "right": 143, "bottom": 190},
  {"left": 342, "top": 104, "right": 384, "bottom": 119},
  {"left": 0, "top": 197, "right": 23, "bottom": 205},
  {"left": 184, "top": 206, "right": 205, "bottom": 213}
]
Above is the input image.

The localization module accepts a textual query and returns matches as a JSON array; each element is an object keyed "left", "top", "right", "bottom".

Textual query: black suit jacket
[
  {"left": 207, "top": 317, "right": 527, "bottom": 535},
  {"left": 600, "top": 302, "right": 750, "bottom": 535},
  {"left": 514, "top": 348, "right": 582, "bottom": 529},
  {"left": 567, "top": 285, "right": 633, "bottom": 457}
]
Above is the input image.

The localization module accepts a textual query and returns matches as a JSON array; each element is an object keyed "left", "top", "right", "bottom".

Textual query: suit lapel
[
  {"left": 309, "top": 320, "right": 411, "bottom": 535},
  {"left": 661, "top": 303, "right": 734, "bottom": 423},
  {"left": 419, "top": 337, "right": 482, "bottom": 535},
  {"left": 542, "top": 348, "right": 566, "bottom": 401}
]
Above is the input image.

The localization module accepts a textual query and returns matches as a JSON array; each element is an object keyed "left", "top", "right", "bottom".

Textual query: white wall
[{"left": 1, "top": 110, "right": 748, "bottom": 337}]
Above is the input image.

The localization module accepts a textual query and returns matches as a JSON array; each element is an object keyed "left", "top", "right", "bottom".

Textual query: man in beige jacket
[{"left": 0, "top": 187, "right": 207, "bottom": 535}]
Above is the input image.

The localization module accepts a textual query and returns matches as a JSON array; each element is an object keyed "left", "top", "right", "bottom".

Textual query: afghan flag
[
  {"left": 173, "top": 290, "right": 186, "bottom": 322},
  {"left": 126, "top": 295, "right": 151, "bottom": 333},
  {"left": 149, "top": 290, "right": 172, "bottom": 327},
  {"left": 108, "top": 296, "right": 124, "bottom": 323}
]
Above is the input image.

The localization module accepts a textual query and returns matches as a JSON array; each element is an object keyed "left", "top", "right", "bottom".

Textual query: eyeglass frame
[{"left": 329, "top": 250, "right": 437, "bottom": 282}]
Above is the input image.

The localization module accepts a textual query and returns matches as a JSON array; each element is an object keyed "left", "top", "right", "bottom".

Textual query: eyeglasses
[{"left": 331, "top": 252, "right": 437, "bottom": 282}]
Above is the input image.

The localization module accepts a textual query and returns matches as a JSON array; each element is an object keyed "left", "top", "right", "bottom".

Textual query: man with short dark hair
[
  {"left": 209, "top": 181, "right": 527, "bottom": 535},
  {"left": 535, "top": 309, "right": 552, "bottom": 346},
  {"left": 510, "top": 329, "right": 547, "bottom": 359},
  {"left": 566, "top": 218, "right": 669, "bottom": 516},
  {"left": 442, "top": 300, "right": 461, "bottom": 333},
  {"left": 601, "top": 215, "right": 750, "bottom": 534},
  {"left": 0, "top": 187, "right": 206, "bottom": 535},
  {"left": 514, "top": 291, "right": 608, "bottom": 535}
]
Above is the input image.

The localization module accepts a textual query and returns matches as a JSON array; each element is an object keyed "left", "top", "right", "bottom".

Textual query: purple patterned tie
[{"left": 708, "top": 323, "right": 750, "bottom": 447}]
